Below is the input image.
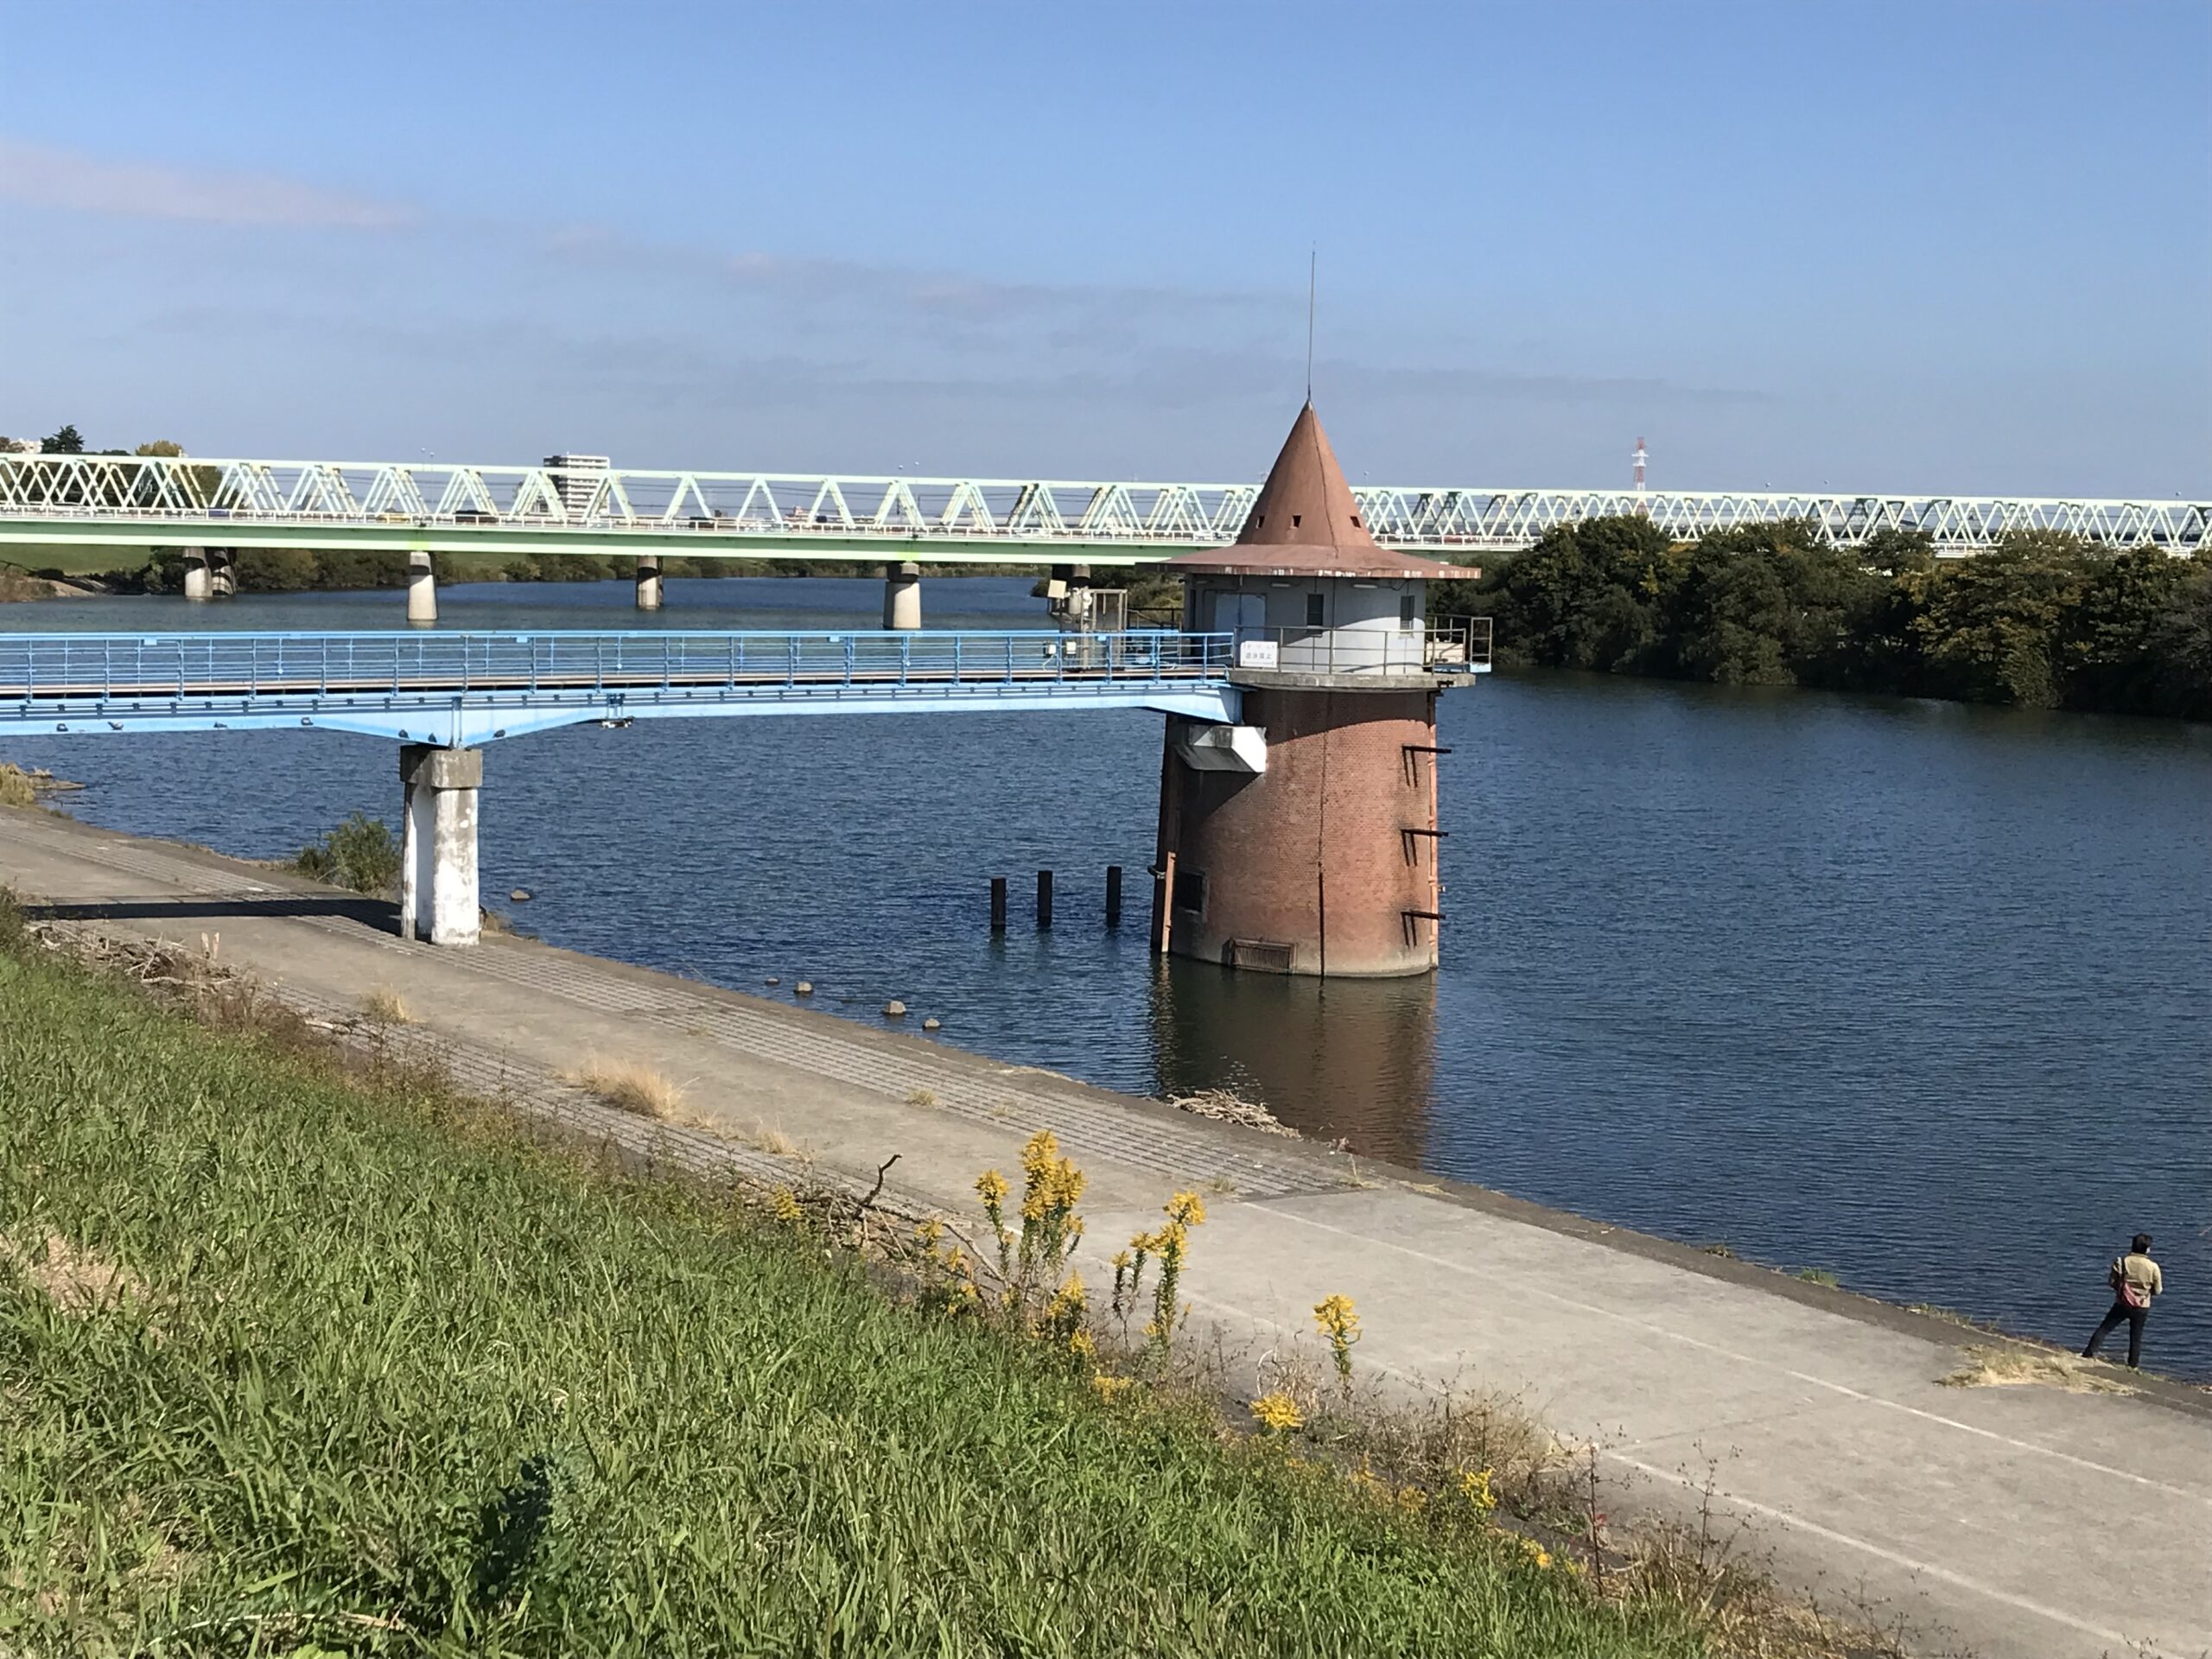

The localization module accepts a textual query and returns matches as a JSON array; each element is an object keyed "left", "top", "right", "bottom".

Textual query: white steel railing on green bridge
[{"left": 2, "top": 453, "right": 2202, "bottom": 556}]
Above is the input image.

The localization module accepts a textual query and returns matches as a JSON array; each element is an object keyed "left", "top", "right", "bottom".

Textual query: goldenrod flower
[
  {"left": 1249, "top": 1390, "right": 1304, "bottom": 1432},
  {"left": 976, "top": 1168, "right": 1009, "bottom": 1205},
  {"left": 1069, "top": 1329, "right": 1096, "bottom": 1359},
  {"left": 1516, "top": 1536, "right": 1552, "bottom": 1570},
  {"left": 1090, "top": 1373, "right": 1134, "bottom": 1402},
  {"left": 1314, "top": 1292, "right": 1361, "bottom": 1392},
  {"left": 1456, "top": 1465, "right": 1497, "bottom": 1517},
  {"left": 1166, "top": 1190, "right": 1206, "bottom": 1228},
  {"left": 770, "top": 1185, "right": 803, "bottom": 1223}
]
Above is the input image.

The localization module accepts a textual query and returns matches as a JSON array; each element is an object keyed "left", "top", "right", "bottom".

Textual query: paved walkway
[{"left": 2, "top": 804, "right": 2203, "bottom": 1659}]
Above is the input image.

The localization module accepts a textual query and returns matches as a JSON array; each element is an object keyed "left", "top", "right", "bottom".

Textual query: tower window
[
  {"left": 1399, "top": 594, "right": 1417, "bottom": 629},
  {"left": 1351, "top": 515, "right": 1363, "bottom": 528},
  {"left": 1305, "top": 593, "right": 1325, "bottom": 627},
  {"left": 1291, "top": 514, "right": 1302, "bottom": 527},
  {"left": 1173, "top": 868, "right": 1207, "bottom": 915}
]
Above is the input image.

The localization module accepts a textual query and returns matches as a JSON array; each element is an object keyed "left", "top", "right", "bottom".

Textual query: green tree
[
  {"left": 2060, "top": 546, "right": 2190, "bottom": 713},
  {"left": 1487, "top": 515, "right": 1676, "bottom": 673},
  {"left": 41, "top": 423, "right": 84, "bottom": 454},
  {"left": 1915, "top": 531, "right": 2088, "bottom": 707}
]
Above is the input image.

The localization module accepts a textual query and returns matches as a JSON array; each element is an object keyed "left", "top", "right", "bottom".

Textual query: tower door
[{"left": 1210, "top": 591, "right": 1267, "bottom": 639}]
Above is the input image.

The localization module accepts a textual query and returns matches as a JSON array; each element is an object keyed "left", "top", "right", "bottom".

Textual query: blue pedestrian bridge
[{"left": 0, "top": 628, "right": 1241, "bottom": 747}]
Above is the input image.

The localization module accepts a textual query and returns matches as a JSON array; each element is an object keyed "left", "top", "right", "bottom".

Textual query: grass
[
  {"left": 564, "top": 1054, "right": 684, "bottom": 1119},
  {"left": 1938, "top": 1344, "right": 2134, "bottom": 1395},
  {"left": 361, "top": 986, "right": 416, "bottom": 1025},
  {"left": 0, "top": 940, "right": 1709, "bottom": 1657},
  {"left": 292, "top": 813, "right": 402, "bottom": 897}
]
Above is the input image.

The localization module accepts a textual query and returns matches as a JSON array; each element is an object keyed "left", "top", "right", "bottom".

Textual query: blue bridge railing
[{"left": 0, "top": 628, "right": 1238, "bottom": 746}]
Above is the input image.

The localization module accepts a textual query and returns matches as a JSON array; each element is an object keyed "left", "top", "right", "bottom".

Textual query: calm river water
[{"left": 6, "top": 578, "right": 2209, "bottom": 1374}]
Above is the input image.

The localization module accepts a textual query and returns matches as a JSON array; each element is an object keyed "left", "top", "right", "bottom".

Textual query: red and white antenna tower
[{"left": 1632, "top": 436, "right": 1649, "bottom": 514}]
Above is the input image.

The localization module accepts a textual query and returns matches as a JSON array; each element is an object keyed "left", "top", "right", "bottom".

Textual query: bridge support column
[
  {"left": 406, "top": 550, "right": 437, "bottom": 625},
  {"left": 882, "top": 562, "right": 922, "bottom": 630},
  {"left": 635, "top": 555, "right": 664, "bottom": 611},
  {"left": 208, "top": 549, "right": 236, "bottom": 599},
  {"left": 398, "top": 744, "right": 481, "bottom": 946},
  {"left": 181, "top": 548, "right": 213, "bottom": 602}
]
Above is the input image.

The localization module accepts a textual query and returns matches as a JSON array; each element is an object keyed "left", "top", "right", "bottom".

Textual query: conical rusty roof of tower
[{"left": 1165, "top": 401, "right": 1468, "bottom": 580}]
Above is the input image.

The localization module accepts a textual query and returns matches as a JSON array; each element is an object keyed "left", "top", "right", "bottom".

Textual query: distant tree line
[{"left": 1430, "top": 517, "right": 2212, "bottom": 721}]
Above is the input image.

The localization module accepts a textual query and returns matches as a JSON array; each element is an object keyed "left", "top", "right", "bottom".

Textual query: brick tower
[{"left": 1150, "top": 403, "right": 1478, "bottom": 977}]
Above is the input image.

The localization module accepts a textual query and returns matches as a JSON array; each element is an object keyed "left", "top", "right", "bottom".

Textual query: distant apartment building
[
  {"left": 0, "top": 438, "right": 44, "bottom": 454},
  {"left": 543, "top": 453, "right": 609, "bottom": 515}
]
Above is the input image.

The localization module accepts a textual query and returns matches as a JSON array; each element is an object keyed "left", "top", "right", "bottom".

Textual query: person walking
[{"left": 2082, "top": 1233, "right": 2163, "bottom": 1370}]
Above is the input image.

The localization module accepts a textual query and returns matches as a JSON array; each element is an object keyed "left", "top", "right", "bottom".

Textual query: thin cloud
[{"left": 0, "top": 137, "right": 412, "bottom": 230}]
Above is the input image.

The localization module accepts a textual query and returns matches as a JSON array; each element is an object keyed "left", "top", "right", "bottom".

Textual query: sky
[{"left": 2, "top": 0, "right": 2206, "bottom": 497}]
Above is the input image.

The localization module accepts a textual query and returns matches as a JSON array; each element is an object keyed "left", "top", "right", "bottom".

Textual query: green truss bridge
[{"left": 3, "top": 453, "right": 2203, "bottom": 563}]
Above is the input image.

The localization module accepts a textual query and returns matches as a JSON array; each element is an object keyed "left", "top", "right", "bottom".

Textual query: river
[{"left": 6, "top": 576, "right": 2209, "bottom": 1376}]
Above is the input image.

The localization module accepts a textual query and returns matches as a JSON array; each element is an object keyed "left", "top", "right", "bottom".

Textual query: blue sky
[{"left": 3, "top": 1, "right": 2205, "bottom": 496}]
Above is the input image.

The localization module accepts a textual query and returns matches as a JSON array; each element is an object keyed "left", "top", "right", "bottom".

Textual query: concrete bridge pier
[
  {"left": 181, "top": 548, "right": 213, "bottom": 602},
  {"left": 398, "top": 744, "right": 480, "bottom": 946},
  {"left": 635, "top": 556, "right": 664, "bottom": 612},
  {"left": 207, "top": 549, "right": 237, "bottom": 599},
  {"left": 406, "top": 550, "right": 437, "bottom": 625},
  {"left": 883, "top": 562, "right": 922, "bottom": 630}
]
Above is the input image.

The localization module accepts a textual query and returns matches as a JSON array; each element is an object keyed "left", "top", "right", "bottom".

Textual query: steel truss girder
[{"left": 0, "top": 454, "right": 2202, "bottom": 556}]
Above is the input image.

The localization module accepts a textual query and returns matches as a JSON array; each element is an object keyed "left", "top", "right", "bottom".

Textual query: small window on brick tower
[
  {"left": 1172, "top": 868, "right": 1207, "bottom": 915},
  {"left": 1292, "top": 513, "right": 1301, "bottom": 527},
  {"left": 1306, "top": 593, "right": 1325, "bottom": 627},
  {"left": 1399, "top": 594, "right": 1417, "bottom": 629}
]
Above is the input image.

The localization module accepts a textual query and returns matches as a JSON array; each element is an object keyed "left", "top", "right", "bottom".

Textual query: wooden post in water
[
  {"left": 990, "top": 877, "right": 1007, "bottom": 933},
  {"left": 1104, "top": 865, "right": 1123, "bottom": 928},
  {"left": 1036, "top": 870, "right": 1053, "bottom": 931}
]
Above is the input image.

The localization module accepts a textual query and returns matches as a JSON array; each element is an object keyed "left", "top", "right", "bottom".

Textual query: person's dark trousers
[{"left": 2083, "top": 1301, "right": 2147, "bottom": 1368}]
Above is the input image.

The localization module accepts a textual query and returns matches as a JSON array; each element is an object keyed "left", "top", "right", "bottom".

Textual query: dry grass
[
  {"left": 1938, "top": 1344, "right": 2134, "bottom": 1395},
  {"left": 361, "top": 986, "right": 416, "bottom": 1025},
  {"left": 1167, "top": 1087, "right": 1298, "bottom": 1138},
  {"left": 0, "top": 1226, "right": 144, "bottom": 1317},
  {"left": 566, "top": 1056, "right": 684, "bottom": 1120},
  {"left": 905, "top": 1088, "right": 939, "bottom": 1109}
]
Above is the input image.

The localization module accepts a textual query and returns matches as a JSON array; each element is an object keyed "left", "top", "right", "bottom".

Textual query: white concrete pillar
[
  {"left": 406, "top": 550, "right": 438, "bottom": 625},
  {"left": 883, "top": 561, "right": 922, "bottom": 630},
  {"left": 636, "top": 555, "right": 664, "bottom": 611},
  {"left": 181, "top": 548, "right": 213, "bottom": 602},
  {"left": 398, "top": 745, "right": 481, "bottom": 946},
  {"left": 208, "top": 550, "right": 237, "bottom": 598}
]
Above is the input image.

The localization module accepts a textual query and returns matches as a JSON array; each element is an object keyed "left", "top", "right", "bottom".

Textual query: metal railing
[
  {"left": 1227, "top": 617, "right": 1492, "bottom": 677},
  {"left": 3, "top": 453, "right": 2201, "bottom": 555},
  {"left": 0, "top": 627, "right": 1233, "bottom": 714}
]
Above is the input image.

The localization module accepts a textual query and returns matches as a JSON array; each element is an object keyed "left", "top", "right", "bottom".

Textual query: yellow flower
[
  {"left": 1110, "top": 1249, "right": 1132, "bottom": 1272},
  {"left": 1456, "top": 1465, "right": 1497, "bottom": 1517},
  {"left": 1090, "top": 1373, "right": 1135, "bottom": 1402},
  {"left": 1395, "top": 1485, "right": 1427, "bottom": 1513},
  {"left": 1249, "top": 1390, "right": 1304, "bottom": 1432},
  {"left": 1313, "top": 1293, "right": 1360, "bottom": 1343},
  {"left": 1166, "top": 1190, "right": 1207, "bottom": 1229},
  {"left": 1046, "top": 1271, "right": 1087, "bottom": 1319},
  {"left": 975, "top": 1168, "right": 1009, "bottom": 1205},
  {"left": 770, "top": 1185, "right": 803, "bottom": 1223},
  {"left": 1069, "top": 1329, "right": 1096, "bottom": 1358},
  {"left": 915, "top": 1217, "right": 945, "bottom": 1249},
  {"left": 1516, "top": 1535, "right": 1552, "bottom": 1570}
]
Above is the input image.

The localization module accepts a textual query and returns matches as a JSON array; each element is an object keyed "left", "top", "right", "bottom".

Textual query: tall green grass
[{"left": 0, "top": 946, "right": 1700, "bottom": 1657}]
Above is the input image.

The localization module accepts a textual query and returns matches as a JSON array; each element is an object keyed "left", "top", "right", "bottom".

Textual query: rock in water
[
  {"left": 794, "top": 981, "right": 813, "bottom": 995},
  {"left": 922, "top": 1017, "right": 942, "bottom": 1031},
  {"left": 883, "top": 1000, "right": 906, "bottom": 1018},
  {"left": 510, "top": 888, "right": 531, "bottom": 902}
]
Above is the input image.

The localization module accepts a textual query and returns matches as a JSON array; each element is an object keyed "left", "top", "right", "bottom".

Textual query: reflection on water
[
  {"left": 5, "top": 578, "right": 2209, "bottom": 1374},
  {"left": 1149, "top": 960, "right": 1436, "bottom": 1154}
]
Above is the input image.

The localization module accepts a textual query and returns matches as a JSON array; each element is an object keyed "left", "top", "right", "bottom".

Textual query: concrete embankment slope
[{"left": 0, "top": 804, "right": 2203, "bottom": 1659}]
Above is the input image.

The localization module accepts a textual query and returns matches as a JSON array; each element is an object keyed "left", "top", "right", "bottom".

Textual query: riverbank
[
  {"left": 5, "top": 925, "right": 1706, "bottom": 1657},
  {"left": 0, "top": 803, "right": 2203, "bottom": 1657}
]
